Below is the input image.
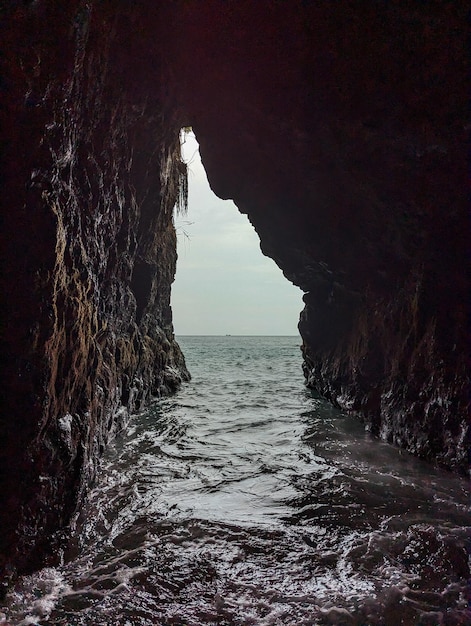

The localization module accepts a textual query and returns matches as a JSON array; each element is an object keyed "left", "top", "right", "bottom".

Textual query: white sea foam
[
  {"left": 3, "top": 337, "right": 470, "bottom": 625},
  {"left": 3, "top": 568, "right": 69, "bottom": 626}
]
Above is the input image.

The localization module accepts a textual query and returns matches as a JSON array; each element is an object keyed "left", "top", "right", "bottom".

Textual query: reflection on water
[{"left": 2, "top": 336, "right": 470, "bottom": 625}]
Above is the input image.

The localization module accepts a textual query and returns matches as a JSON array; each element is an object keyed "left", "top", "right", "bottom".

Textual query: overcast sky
[{"left": 171, "top": 132, "right": 302, "bottom": 336}]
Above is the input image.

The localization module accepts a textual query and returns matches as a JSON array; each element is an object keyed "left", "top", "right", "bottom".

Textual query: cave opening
[
  {"left": 0, "top": 3, "right": 468, "bottom": 617},
  {"left": 172, "top": 130, "right": 302, "bottom": 337}
]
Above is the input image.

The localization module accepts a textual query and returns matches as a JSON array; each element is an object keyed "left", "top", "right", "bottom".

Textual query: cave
[{"left": 0, "top": 0, "right": 468, "bottom": 593}]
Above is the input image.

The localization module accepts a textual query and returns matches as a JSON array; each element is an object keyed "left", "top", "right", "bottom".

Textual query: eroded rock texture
[
  {"left": 1, "top": 0, "right": 468, "bottom": 586},
  {"left": 164, "top": 0, "right": 469, "bottom": 473},
  {"left": 1, "top": 2, "right": 189, "bottom": 584}
]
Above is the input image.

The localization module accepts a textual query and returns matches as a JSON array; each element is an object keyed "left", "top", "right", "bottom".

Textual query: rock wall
[
  {"left": 164, "top": 0, "right": 469, "bottom": 473},
  {"left": 0, "top": 2, "right": 188, "bottom": 585},
  {"left": 1, "top": 0, "right": 468, "bottom": 588}
]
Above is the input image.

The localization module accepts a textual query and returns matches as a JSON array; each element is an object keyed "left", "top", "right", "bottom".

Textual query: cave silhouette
[{"left": 0, "top": 1, "right": 467, "bottom": 585}]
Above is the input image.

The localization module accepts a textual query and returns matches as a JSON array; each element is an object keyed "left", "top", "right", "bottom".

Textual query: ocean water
[{"left": 1, "top": 336, "right": 470, "bottom": 625}]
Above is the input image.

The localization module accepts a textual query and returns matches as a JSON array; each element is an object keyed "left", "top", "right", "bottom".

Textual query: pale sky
[{"left": 171, "top": 132, "right": 302, "bottom": 336}]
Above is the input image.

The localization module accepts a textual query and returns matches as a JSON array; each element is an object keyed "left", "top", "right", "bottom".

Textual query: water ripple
[{"left": 2, "top": 336, "right": 469, "bottom": 625}]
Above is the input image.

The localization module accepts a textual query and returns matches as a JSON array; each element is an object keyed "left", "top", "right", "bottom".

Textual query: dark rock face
[
  {"left": 0, "top": 2, "right": 189, "bottom": 584},
  {"left": 0, "top": 0, "right": 468, "bottom": 586},
  {"left": 163, "top": 0, "right": 469, "bottom": 473}
]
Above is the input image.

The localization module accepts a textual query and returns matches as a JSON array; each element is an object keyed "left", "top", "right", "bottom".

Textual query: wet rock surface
[
  {"left": 0, "top": 2, "right": 189, "bottom": 585},
  {"left": 0, "top": 0, "right": 468, "bottom": 588},
  {"left": 165, "top": 1, "right": 469, "bottom": 473}
]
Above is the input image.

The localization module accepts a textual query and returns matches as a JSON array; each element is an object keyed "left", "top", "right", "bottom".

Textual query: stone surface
[
  {"left": 164, "top": 0, "right": 469, "bottom": 474},
  {"left": 0, "top": 0, "right": 468, "bottom": 587},
  {"left": 0, "top": 2, "right": 189, "bottom": 586}
]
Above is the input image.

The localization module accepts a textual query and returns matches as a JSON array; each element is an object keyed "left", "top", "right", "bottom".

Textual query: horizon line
[{"left": 176, "top": 334, "right": 300, "bottom": 337}]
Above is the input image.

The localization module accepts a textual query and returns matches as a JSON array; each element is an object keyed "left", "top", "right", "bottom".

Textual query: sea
[{"left": 1, "top": 336, "right": 470, "bottom": 625}]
